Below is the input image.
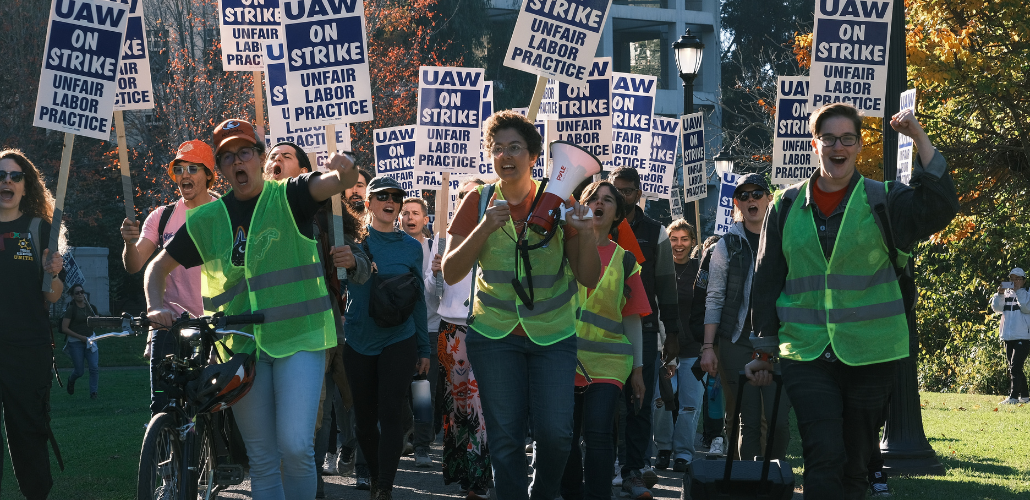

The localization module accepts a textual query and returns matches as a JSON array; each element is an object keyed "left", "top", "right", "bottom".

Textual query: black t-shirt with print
[
  {"left": 63, "top": 301, "right": 100, "bottom": 340},
  {"left": 0, "top": 215, "right": 53, "bottom": 346},
  {"left": 166, "top": 173, "right": 325, "bottom": 269}
]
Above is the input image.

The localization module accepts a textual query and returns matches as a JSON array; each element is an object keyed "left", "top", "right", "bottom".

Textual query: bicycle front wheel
[
  {"left": 138, "top": 412, "right": 182, "bottom": 500},
  {"left": 190, "top": 415, "right": 218, "bottom": 500}
]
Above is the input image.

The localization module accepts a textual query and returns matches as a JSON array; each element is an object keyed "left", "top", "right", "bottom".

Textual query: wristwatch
[{"left": 751, "top": 349, "right": 779, "bottom": 363}]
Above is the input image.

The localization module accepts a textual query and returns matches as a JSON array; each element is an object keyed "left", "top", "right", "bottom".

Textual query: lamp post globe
[
  {"left": 713, "top": 147, "right": 735, "bottom": 176},
  {"left": 672, "top": 28, "right": 704, "bottom": 114}
]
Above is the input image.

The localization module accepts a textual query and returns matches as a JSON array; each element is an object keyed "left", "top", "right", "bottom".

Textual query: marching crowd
[{"left": 0, "top": 102, "right": 961, "bottom": 500}]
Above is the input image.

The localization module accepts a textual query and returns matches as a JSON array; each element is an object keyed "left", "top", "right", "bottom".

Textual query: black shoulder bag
[{"left": 362, "top": 239, "right": 422, "bottom": 328}]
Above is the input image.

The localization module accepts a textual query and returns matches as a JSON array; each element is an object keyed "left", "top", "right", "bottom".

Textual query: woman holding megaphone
[{"left": 442, "top": 110, "right": 601, "bottom": 500}]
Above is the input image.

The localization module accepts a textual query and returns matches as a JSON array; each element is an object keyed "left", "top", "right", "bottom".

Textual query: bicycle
[{"left": 87, "top": 312, "right": 263, "bottom": 500}]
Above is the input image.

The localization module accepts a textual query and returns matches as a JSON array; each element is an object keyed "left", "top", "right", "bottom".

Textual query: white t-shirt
[
  {"left": 140, "top": 198, "right": 204, "bottom": 318},
  {"left": 420, "top": 237, "right": 442, "bottom": 333}
]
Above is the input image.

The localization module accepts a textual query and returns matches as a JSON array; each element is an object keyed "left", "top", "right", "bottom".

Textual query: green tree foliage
[{"left": 907, "top": 0, "right": 1030, "bottom": 394}]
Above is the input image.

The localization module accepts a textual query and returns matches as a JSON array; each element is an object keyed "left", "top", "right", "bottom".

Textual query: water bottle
[
  {"left": 412, "top": 378, "right": 432, "bottom": 424},
  {"left": 707, "top": 375, "right": 724, "bottom": 420}
]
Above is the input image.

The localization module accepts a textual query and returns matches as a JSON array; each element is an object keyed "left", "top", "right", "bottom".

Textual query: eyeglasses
[
  {"left": 735, "top": 189, "right": 767, "bottom": 202},
  {"left": 0, "top": 170, "right": 25, "bottom": 182},
  {"left": 374, "top": 192, "right": 404, "bottom": 203},
  {"left": 817, "top": 134, "right": 859, "bottom": 147},
  {"left": 172, "top": 164, "right": 203, "bottom": 176},
  {"left": 490, "top": 144, "right": 526, "bottom": 157},
  {"left": 73, "top": 291, "right": 85, "bottom": 295},
  {"left": 218, "top": 146, "right": 257, "bottom": 167},
  {"left": 616, "top": 187, "right": 639, "bottom": 198}
]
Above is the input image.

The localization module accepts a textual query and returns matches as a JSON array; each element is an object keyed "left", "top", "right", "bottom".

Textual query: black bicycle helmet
[{"left": 186, "top": 350, "right": 256, "bottom": 414}]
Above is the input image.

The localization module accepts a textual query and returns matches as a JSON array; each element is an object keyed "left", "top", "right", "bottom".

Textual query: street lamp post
[
  {"left": 713, "top": 147, "right": 735, "bottom": 177},
  {"left": 673, "top": 29, "right": 705, "bottom": 230}
]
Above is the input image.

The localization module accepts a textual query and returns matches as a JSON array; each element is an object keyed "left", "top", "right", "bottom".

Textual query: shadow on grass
[
  {"left": 892, "top": 475, "right": 1028, "bottom": 499},
  {"left": 935, "top": 454, "right": 1021, "bottom": 478}
]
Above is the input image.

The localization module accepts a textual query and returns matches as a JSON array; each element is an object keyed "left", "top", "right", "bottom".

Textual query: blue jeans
[
  {"left": 65, "top": 340, "right": 99, "bottom": 395},
  {"left": 672, "top": 359, "right": 705, "bottom": 462},
  {"left": 231, "top": 349, "right": 325, "bottom": 500},
  {"left": 560, "top": 382, "right": 622, "bottom": 500},
  {"left": 783, "top": 357, "right": 895, "bottom": 500},
  {"left": 466, "top": 329, "right": 576, "bottom": 500}
]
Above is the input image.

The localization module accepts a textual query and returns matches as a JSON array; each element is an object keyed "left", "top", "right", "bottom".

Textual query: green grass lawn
[{"left": 2, "top": 373, "right": 1029, "bottom": 499}]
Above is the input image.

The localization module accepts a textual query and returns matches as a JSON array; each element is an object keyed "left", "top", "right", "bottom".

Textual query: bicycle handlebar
[
  {"left": 86, "top": 316, "right": 133, "bottom": 329},
  {"left": 84, "top": 313, "right": 264, "bottom": 342}
]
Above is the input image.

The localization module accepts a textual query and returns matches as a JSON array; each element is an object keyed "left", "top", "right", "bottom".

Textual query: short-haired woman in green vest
[
  {"left": 745, "top": 104, "right": 959, "bottom": 499},
  {"left": 558, "top": 181, "right": 650, "bottom": 500},
  {"left": 145, "top": 119, "right": 361, "bottom": 500},
  {"left": 442, "top": 110, "right": 601, "bottom": 500}
]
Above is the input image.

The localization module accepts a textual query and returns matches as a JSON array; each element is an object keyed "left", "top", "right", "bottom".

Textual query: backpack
[{"left": 155, "top": 202, "right": 177, "bottom": 250}]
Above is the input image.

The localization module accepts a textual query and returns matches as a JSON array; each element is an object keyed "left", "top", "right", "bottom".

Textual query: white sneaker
[
  {"left": 1019, "top": 397, "right": 1030, "bottom": 404},
  {"left": 322, "top": 451, "right": 340, "bottom": 475},
  {"left": 999, "top": 397, "right": 1019, "bottom": 405},
  {"left": 708, "top": 437, "right": 725, "bottom": 456},
  {"left": 611, "top": 460, "right": 622, "bottom": 487}
]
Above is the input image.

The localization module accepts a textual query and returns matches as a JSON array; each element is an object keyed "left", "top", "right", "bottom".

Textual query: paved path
[{"left": 215, "top": 443, "right": 803, "bottom": 499}]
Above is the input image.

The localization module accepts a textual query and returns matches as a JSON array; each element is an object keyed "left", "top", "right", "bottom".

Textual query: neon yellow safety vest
[
  {"left": 470, "top": 181, "right": 580, "bottom": 345},
  {"left": 775, "top": 178, "right": 908, "bottom": 366},
  {"left": 576, "top": 244, "right": 638, "bottom": 384},
  {"left": 186, "top": 180, "right": 337, "bottom": 358}
]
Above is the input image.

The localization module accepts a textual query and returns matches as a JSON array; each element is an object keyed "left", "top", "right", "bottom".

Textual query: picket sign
[
  {"left": 324, "top": 123, "right": 346, "bottom": 280},
  {"left": 43, "top": 133, "right": 75, "bottom": 292},
  {"left": 113, "top": 111, "right": 134, "bottom": 221}
]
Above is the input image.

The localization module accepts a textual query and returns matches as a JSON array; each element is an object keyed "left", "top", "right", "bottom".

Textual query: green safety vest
[
  {"left": 776, "top": 178, "right": 909, "bottom": 366},
  {"left": 186, "top": 180, "right": 337, "bottom": 358},
  {"left": 470, "top": 181, "right": 580, "bottom": 345},
  {"left": 576, "top": 244, "right": 638, "bottom": 384}
]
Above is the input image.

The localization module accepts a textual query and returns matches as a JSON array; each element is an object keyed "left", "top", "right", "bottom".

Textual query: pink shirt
[{"left": 141, "top": 198, "right": 204, "bottom": 318}]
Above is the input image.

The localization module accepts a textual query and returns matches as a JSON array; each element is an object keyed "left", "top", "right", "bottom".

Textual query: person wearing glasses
[
  {"left": 442, "top": 110, "right": 599, "bottom": 500},
  {"left": 343, "top": 176, "right": 430, "bottom": 500},
  {"left": 61, "top": 284, "right": 101, "bottom": 399},
  {"left": 699, "top": 172, "right": 791, "bottom": 465},
  {"left": 0, "top": 149, "right": 65, "bottom": 500},
  {"left": 120, "top": 140, "right": 216, "bottom": 415},
  {"left": 144, "top": 119, "right": 360, "bottom": 500},
  {"left": 744, "top": 103, "right": 959, "bottom": 499}
]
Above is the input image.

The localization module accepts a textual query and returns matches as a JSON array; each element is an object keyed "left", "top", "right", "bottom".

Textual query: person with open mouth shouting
[
  {"left": 0, "top": 149, "right": 65, "bottom": 500},
  {"left": 120, "top": 139, "right": 217, "bottom": 416},
  {"left": 343, "top": 175, "right": 430, "bottom": 500},
  {"left": 559, "top": 180, "right": 650, "bottom": 500},
  {"left": 144, "top": 118, "right": 360, "bottom": 500},
  {"left": 442, "top": 110, "right": 601, "bottom": 500},
  {"left": 745, "top": 103, "right": 959, "bottom": 499},
  {"left": 699, "top": 172, "right": 792, "bottom": 466}
]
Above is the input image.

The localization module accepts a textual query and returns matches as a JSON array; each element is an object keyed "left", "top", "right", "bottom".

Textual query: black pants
[
  {"left": 782, "top": 358, "right": 895, "bottom": 500},
  {"left": 618, "top": 331, "right": 658, "bottom": 475},
  {"left": 149, "top": 329, "right": 176, "bottom": 415},
  {"left": 344, "top": 335, "right": 417, "bottom": 491},
  {"left": 0, "top": 342, "right": 54, "bottom": 500},
  {"left": 1005, "top": 339, "right": 1030, "bottom": 399}
]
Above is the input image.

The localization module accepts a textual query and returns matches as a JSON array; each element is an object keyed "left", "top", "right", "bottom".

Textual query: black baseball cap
[
  {"left": 734, "top": 173, "right": 771, "bottom": 194},
  {"left": 366, "top": 175, "right": 404, "bottom": 193}
]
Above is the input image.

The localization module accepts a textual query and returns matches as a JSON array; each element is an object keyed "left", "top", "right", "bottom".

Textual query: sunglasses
[
  {"left": 817, "top": 134, "right": 859, "bottom": 147},
  {"left": 374, "top": 192, "right": 404, "bottom": 203},
  {"left": 172, "top": 164, "right": 203, "bottom": 176},
  {"left": 218, "top": 146, "right": 257, "bottom": 167},
  {"left": 73, "top": 291, "right": 85, "bottom": 295},
  {"left": 0, "top": 170, "right": 26, "bottom": 182},
  {"left": 735, "top": 189, "right": 767, "bottom": 202}
]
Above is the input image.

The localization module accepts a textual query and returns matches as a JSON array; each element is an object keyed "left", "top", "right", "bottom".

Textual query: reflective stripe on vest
[
  {"left": 187, "top": 181, "right": 337, "bottom": 358},
  {"left": 775, "top": 178, "right": 909, "bottom": 366},
  {"left": 470, "top": 181, "right": 579, "bottom": 345},
  {"left": 575, "top": 244, "right": 637, "bottom": 384}
]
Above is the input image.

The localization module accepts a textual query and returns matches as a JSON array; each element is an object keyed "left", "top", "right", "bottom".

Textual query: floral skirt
[{"left": 438, "top": 320, "right": 492, "bottom": 489}]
